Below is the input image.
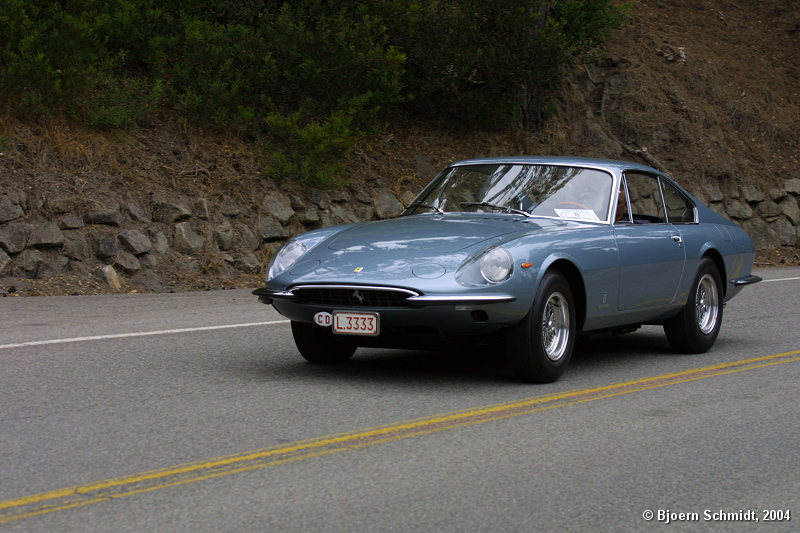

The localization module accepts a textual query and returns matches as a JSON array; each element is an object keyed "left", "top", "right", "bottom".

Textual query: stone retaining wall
[{"left": 1, "top": 169, "right": 798, "bottom": 293}]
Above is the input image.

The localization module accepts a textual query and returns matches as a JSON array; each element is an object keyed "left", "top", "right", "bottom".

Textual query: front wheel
[
  {"left": 663, "top": 257, "right": 723, "bottom": 353},
  {"left": 291, "top": 321, "right": 356, "bottom": 363},
  {"left": 505, "top": 270, "right": 576, "bottom": 383}
]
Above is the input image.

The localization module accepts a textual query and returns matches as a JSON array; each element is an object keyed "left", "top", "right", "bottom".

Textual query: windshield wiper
[
  {"left": 407, "top": 202, "right": 444, "bottom": 214},
  {"left": 460, "top": 201, "right": 532, "bottom": 217}
]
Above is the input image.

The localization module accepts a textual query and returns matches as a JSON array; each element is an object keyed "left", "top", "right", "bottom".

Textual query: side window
[
  {"left": 661, "top": 180, "right": 696, "bottom": 223},
  {"left": 624, "top": 172, "right": 666, "bottom": 223},
  {"left": 614, "top": 178, "right": 631, "bottom": 223}
]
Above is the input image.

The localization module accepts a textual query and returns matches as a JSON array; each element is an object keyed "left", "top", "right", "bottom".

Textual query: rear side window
[
  {"left": 624, "top": 172, "right": 666, "bottom": 223},
  {"left": 661, "top": 180, "right": 696, "bottom": 223}
]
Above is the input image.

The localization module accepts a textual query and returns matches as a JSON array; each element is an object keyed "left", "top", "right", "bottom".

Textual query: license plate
[{"left": 332, "top": 311, "right": 380, "bottom": 336}]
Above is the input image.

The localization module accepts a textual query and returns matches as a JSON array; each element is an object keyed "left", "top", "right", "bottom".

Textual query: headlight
[
  {"left": 267, "top": 239, "right": 307, "bottom": 281},
  {"left": 480, "top": 247, "right": 513, "bottom": 283},
  {"left": 456, "top": 246, "right": 513, "bottom": 286}
]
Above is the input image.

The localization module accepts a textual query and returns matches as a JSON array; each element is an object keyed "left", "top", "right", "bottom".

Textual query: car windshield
[{"left": 406, "top": 164, "right": 614, "bottom": 222}]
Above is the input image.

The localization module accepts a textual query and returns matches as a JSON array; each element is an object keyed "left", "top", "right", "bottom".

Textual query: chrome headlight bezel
[{"left": 456, "top": 246, "right": 514, "bottom": 286}]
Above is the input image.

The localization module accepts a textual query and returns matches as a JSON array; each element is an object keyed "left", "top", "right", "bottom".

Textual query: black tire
[
  {"left": 664, "top": 257, "right": 723, "bottom": 353},
  {"left": 291, "top": 321, "right": 356, "bottom": 363},
  {"left": 505, "top": 270, "right": 576, "bottom": 383}
]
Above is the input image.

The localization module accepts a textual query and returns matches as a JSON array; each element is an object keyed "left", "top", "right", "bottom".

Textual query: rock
[
  {"left": 150, "top": 231, "right": 170, "bottom": 255},
  {"left": 138, "top": 253, "right": 158, "bottom": 268},
  {"left": 234, "top": 251, "right": 261, "bottom": 273},
  {"left": 351, "top": 186, "right": 372, "bottom": 205},
  {"left": 90, "top": 231, "right": 118, "bottom": 260},
  {"left": 354, "top": 205, "right": 375, "bottom": 221},
  {"left": 124, "top": 200, "right": 151, "bottom": 223},
  {"left": 194, "top": 197, "right": 210, "bottom": 220},
  {"left": 309, "top": 189, "right": 331, "bottom": 209},
  {"left": 373, "top": 190, "right": 404, "bottom": 219},
  {"left": 59, "top": 215, "right": 84, "bottom": 229},
  {"left": 299, "top": 206, "right": 321, "bottom": 226},
  {"left": 741, "top": 185, "right": 765, "bottom": 203},
  {"left": 329, "top": 204, "right": 359, "bottom": 224},
  {"left": 84, "top": 203, "right": 124, "bottom": 226},
  {"left": 220, "top": 196, "right": 242, "bottom": 217},
  {"left": 214, "top": 223, "right": 237, "bottom": 251},
  {"left": 756, "top": 200, "right": 782, "bottom": 218},
  {"left": 262, "top": 191, "right": 295, "bottom": 223},
  {"left": 400, "top": 190, "right": 416, "bottom": 206},
  {"left": 329, "top": 189, "right": 350, "bottom": 203},
  {"left": 113, "top": 250, "right": 141, "bottom": 273},
  {"left": 130, "top": 269, "right": 163, "bottom": 292},
  {"left": 256, "top": 216, "right": 288, "bottom": 242},
  {"left": 28, "top": 222, "right": 64, "bottom": 249},
  {"left": 13, "top": 249, "right": 44, "bottom": 278},
  {"left": 289, "top": 194, "right": 306, "bottom": 211},
  {"left": 100, "top": 265, "right": 123, "bottom": 290},
  {"left": 725, "top": 200, "right": 753, "bottom": 220},
  {"left": 768, "top": 188, "right": 787, "bottom": 202},
  {"left": 779, "top": 197, "right": 800, "bottom": 224},
  {"left": 772, "top": 218, "right": 797, "bottom": 246},
  {"left": 785, "top": 178, "right": 800, "bottom": 196},
  {"left": 236, "top": 223, "right": 261, "bottom": 251},
  {"left": 174, "top": 222, "right": 205, "bottom": 253},
  {"left": 0, "top": 223, "right": 31, "bottom": 254},
  {"left": 175, "top": 256, "right": 203, "bottom": 272},
  {"left": 38, "top": 254, "right": 70, "bottom": 278},
  {"left": 62, "top": 230, "right": 92, "bottom": 261},
  {"left": 742, "top": 218, "right": 779, "bottom": 249},
  {"left": 0, "top": 195, "right": 24, "bottom": 222},
  {"left": 705, "top": 183, "right": 725, "bottom": 202},
  {"left": 5, "top": 189, "right": 28, "bottom": 212},
  {"left": 153, "top": 200, "right": 192, "bottom": 223},
  {"left": 0, "top": 249, "right": 10, "bottom": 276},
  {"left": 118, "top": 229, "right": 152, "bottom": 255}
]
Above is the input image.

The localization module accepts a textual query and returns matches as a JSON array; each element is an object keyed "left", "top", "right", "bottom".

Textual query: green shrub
[
  {"left": 260, "top": 108, "right": 363, "bottom": 187},
  {"left": 0, "top": 0, "right": 627, "bottom": 184}
]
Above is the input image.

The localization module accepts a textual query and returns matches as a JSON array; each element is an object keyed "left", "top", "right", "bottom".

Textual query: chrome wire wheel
[
  {"left": 695, "top": 273, "right": 719, "bottom": 334},
  {"left": 541, "top": 291, "right": 570, "bottom": 361}
]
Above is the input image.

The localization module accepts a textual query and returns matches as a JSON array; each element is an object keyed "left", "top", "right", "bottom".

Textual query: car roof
[{"left": 450, "top": 156, "right": 663, "bottom": 176}]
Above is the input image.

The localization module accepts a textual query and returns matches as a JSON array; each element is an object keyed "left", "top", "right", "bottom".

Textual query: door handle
[{"left": 671, "top": 234, "right": 683, "bottom": 245}]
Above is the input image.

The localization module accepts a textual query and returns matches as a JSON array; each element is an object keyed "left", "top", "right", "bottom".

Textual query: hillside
[{"left": 1, "top": 0, "right": 798, "bottom": 296}]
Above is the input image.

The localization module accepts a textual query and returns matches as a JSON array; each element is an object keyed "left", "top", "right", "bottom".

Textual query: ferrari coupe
[{"left": 254, "top": 156, "right": 761, "bottom": 382}]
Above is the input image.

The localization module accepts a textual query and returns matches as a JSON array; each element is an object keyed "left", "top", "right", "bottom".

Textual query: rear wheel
[
  {"left": 505, "top": 270, "right": 576, "bottom": 383},
  {"left": 291, "top": 321, "right": 356, "bottom": 363},
  {"left": 664, "top": 257, "right": 723, "bottom": 353}
]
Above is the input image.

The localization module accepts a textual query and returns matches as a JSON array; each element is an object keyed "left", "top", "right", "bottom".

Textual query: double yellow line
[{"left": 3, "top": 349, "right": 799, "bottom": 524}]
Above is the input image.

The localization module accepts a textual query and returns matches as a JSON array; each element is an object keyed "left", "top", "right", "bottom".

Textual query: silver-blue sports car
[{"left": 254, "top": 156, "right": 761, "bottom": 382}]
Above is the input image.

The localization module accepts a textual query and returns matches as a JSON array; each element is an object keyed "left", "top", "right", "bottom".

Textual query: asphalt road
[{"left": 1, "top": 267, "right": 799, "bottom": 532}]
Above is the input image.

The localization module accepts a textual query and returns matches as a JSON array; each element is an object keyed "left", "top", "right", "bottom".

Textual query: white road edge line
[
  {"left": 2, "top": 277, "right": 795, "bottom": 350},
  {"left": 0, "top": 320, "right": 290, "bottom": 350}
]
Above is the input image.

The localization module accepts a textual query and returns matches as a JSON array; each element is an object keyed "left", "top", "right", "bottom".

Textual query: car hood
[
  {"left": 278, "top": 214, "right": 585, "bottom": 286},
  {"left": 325, "top": 214, "right": 527, "bottom": 253}
]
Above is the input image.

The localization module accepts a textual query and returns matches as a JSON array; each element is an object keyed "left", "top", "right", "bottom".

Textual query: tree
[{"left": 383, "top": 0, "right": 628, "bottom": 130}]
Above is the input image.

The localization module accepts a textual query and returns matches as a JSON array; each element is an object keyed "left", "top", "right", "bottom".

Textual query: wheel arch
[
  {"left": 545, "top": 259, "right": 587, "bottom": 333},
  {"left": 700, "top": 248, "right": 727, "bottom": 298}
]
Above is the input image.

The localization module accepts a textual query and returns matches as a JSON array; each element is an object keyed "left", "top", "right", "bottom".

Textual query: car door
[{"left": 614, "top": 172, "right": 687, "bottom": 310}]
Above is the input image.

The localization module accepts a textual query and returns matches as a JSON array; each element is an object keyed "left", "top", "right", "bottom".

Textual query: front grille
[{"left": 291, "top": 286, "right": 418, "bottom": 308}]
